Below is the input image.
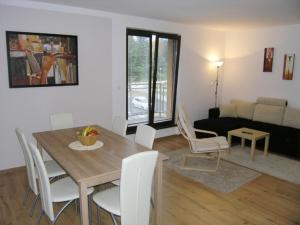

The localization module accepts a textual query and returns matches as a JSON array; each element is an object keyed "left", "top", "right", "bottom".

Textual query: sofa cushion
[
  {"left": 231, "top": 99, "right": 255, "bottom": 120},
  {"left": 253, "top": 104, "right": 285, "bottom": 125},
  {"left": 194, "top": 117, "right": 243, "bottom": 137},
  {"left": 219, "top": 104, "right": 237, "bottom": 118},
  {"left": 283, "top": 107, "right": 300, "bottom": 129},
  {"left": 256, "top": 97, "right": 287, "bottom": 107}
]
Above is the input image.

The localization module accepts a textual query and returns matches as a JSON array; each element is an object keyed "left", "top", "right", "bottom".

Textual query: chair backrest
[
  {"left": 120, "top": 151, "right": 158, "bottom": 225},
  {"left": 50, "top": 113, "right": 73, "bottom": 130},
  {"left": 177, "top": 106, "right": 196, "bottom": 139},
  {"left": 177, "top": 106, "right": 197, "bottom": 149},
  {"left": 112, "top": 116, "right": 128, "bottom": 137},
  {"left": 15, "top": 128, "right": 38, "bottom": 195},
  {"left": 135, "top": 125, "right": 156, "bottom": 149},
  {"left": 28, "top": 142, "right": 54, "bottom": 221}
]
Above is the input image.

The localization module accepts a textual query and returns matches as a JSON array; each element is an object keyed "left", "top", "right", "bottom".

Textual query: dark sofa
[{"left": 194, "top": 107, "right": 300, "bottom": 160}]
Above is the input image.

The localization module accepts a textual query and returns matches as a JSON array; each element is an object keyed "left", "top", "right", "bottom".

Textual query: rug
[
  {"left": 223, "top": 145, "right": 300, "bottom": 185},
  {"left": 164, "top": 149, "right": 261, "bottom": 193}
]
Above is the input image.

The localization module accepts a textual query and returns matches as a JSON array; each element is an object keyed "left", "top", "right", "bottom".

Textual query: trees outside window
[{"left": 126, "top": 29, "right": 181, "bottom": 133}]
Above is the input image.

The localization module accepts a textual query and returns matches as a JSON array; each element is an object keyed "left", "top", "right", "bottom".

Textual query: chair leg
[
  {"left": 29, "top": 194, "right": 40, "bottom": 217},
  {"left": 75, "top": 199, "right": 79, "bottom": 215},
  {"left": 110, "top": 213, "right": 118, "bottom": 225},
  {"left": 35, "top": 209, "right": 44, "bottom": 225},
  {"left": 215, "top": 151, "right": 221, "bottom": 171},
  {"left": 182, "top": 151, "right": 222, "bottom": 172},
  {"left": 22, "top": 186, "right": 31, "bottom": 205},
  {"left": 49, "top": 176, "right": 56, "bottom": 183},
  {"left": 51, "top": 199, "right": 74, "bottom": 225},
  {"left": 88, "top": 195, "right": 93, "bottom": 224},
  {"left": 151, "top": 197, "right": 154, "bottom": 208},
  {"left": 96, "top": 206, "right": 100, "bottom": 225}
]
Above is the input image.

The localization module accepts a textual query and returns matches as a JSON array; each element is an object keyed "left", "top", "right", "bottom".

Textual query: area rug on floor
[
  {"left": 223, "top": 145, "right": 300, "bottom": 185},
  {"left": 164, "top": 149, "right": 261, "bottom": 193}
]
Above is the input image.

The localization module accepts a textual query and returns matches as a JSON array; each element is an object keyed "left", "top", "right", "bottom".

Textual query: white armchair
[{"left": 177, "top": 106, "right": 229, "bottom": 171}]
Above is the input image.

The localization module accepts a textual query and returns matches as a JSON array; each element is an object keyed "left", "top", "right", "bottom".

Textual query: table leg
[
  {"left": 241, "top": 138, "right": 245, "bottom": 148},
  {"left": 250, "top": 138, "right": 256, "bottom": 161},
  {"left": 264, "top": 135, "right": 270, "bottom": 156},
  {"left": 227, "top": 134, "right": 232, "bottom": 154},
  {"left": 79, "top": 182, "right": 89, "bottom": 225},
  {"left": 153, "top": 156, "right": 163, "bottom": 225}
]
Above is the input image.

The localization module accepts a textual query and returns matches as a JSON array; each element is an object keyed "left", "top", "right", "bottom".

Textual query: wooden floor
[{"left": 1, "top": 135, "right": 300, "bottom": 225}]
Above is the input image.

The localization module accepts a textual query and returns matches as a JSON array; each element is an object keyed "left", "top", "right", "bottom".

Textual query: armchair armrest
[
  {"left": 189, "top": 137, "right": 222, "bottom": 148},
  {"left": 193, "top": 128, "right": 218, "bottom": 136}
]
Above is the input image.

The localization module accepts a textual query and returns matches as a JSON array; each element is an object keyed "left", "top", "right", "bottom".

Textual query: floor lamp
[{"left": 214, "top": 61, "right": 224, "bottom": 108}]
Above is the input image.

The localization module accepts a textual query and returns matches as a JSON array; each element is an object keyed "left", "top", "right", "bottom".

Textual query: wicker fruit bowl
[{"left": 77, "top": 126, "right": 100, "bottom": 146}]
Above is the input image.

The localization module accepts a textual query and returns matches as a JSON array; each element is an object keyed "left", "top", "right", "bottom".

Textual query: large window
[{"left": 126, "top": 29, "right": 181, "bottom": 133}]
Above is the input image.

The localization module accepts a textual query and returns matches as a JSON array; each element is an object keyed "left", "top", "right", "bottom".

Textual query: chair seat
[
  {"left": 51, "top": 177, "right": 94, "bottom": 203},
  {"left": 193, "top": 136, "right": 229, "bottom": 152},
  {"left": 35, "top": 160, "right": 66, "bottom": 178},
  {"left": 111, "top": 179, "right": 120, "bottom": 186},
  {"left": 93, "top": 186, "right": 120, "bottom": 216}
]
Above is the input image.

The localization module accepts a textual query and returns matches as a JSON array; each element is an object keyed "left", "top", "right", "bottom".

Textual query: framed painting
[
  {"left": 283, "top": 53, "right": 295, "bottom": 80},
  {"left": 263, "top": 47, "right": 274, "bottom": 72},
  {"left": 6, "top": 31, "right": 78, "bottom": 88}
]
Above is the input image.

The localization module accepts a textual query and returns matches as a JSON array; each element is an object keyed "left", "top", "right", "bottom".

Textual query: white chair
[
  {"left": 15, "top": 128, "right": 66, "bottom": 216},
  {"left": 50, "top": 113, "right": 73, "bottom": 130},
  {"left": 135, "top": 124, "right": 156, "bottom": 149},
  {"left": 177, "top": 106, "right": 229, "bottom": 171},
  {"left": 112, "top": 124, "right": 156, "bottom": 186},
  {"left": 93, "top": 151, "right": 158, "bottom": 225},
  {"left": 28, "top": 142, "right": 94, "bottom": 225},
  {"left": 112, "top": 116, "right": 128, "bottom": 137}
]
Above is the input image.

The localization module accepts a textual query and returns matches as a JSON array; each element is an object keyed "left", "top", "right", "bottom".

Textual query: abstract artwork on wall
[
  {"left": 263, "top": 47, "right": 274, "bottom": 72},
  {"left": 282, "top": 53, "right": 295, "bottom": 80},
  {"left": 6, "top": 31, "right": 78, "bottom": 88}
]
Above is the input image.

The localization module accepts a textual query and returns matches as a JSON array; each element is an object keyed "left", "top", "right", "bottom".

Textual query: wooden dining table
[{"left": 33, "top": 125, "right": 167, "bottom": 225}]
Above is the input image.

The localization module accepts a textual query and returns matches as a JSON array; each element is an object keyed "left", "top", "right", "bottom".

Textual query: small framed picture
[
  {"left": 6, "top": 31, "right": 78, "bottom": 88},
  {"left": 263, "top": 47, "right": 274, "bottom": 72},
  {"left": 283, "top": 54, "right": 295, "bottom": 80}
]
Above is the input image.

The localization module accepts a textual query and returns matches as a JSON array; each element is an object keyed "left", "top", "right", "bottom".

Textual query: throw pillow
[
  {"left": 231, "top": 99, "right": 255, "bottom": 120},
  {"left": 283, "top": 107, "right": 300, "bottom": 129},
  {"left": 253, "top": 104, "right": 285, "bottom": 125},
  {"left": 219, "top": 104, "right": 237, "bottom": 118},
  {"left": 256, "top": 97, "right": 287, "bottom": 107}
]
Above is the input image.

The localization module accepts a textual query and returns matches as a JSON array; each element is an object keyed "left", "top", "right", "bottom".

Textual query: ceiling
[{"left": 31, "top": 0, "right": 300, "bottom": 30}]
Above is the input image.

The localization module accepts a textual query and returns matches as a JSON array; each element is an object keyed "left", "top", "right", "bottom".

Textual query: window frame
[{"left": 126, "top": 28, "right": 181, "bottom": 134}]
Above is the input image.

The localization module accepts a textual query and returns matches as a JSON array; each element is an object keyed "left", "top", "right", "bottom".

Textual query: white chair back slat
[
  {"left": 50, "top": 113, "right": 73, "bottom": 130},
  {"left": 112, "top": 116, "right": 128, "bottom": 137},
  {"left": 178, "top": 106, "right": 197, "bottom": 150},
  {"left": 120, "top": 151, "right": 158, "bottom": 225},
  {"left": 15, "top": 128, "right": 38, "bottom": 195},
  {"left": 135, "top": 125, "right": 156, "bottom": 149},
  {"left": 29, "top": 142, "right": 54, "bottom": 221}
]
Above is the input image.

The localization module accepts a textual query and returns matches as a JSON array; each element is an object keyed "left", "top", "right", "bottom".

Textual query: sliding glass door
[{"left": 127, "top": 29, "right": 181, "bottom": 133}]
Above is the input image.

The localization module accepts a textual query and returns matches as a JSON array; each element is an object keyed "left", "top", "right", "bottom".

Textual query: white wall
[
  {"left": 0, "top": 5, "right": 112, "bottom": 170},
  {"left": 0, "top": 2, "right": 225, "bottom": 170},
  {"left": 223, "top": 24, "right": 300, "bottom": 107}
]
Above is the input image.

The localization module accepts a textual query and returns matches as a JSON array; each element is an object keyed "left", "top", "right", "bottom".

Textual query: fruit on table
[{"left": 77, "top": 126, "right": 99, "bottom": 136}]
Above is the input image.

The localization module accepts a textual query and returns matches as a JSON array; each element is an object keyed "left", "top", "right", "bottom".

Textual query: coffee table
[{"left": 227, "top": 127, "right": 270, "bottom": 160}]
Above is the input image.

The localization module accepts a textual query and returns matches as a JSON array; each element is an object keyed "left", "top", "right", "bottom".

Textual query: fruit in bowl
[{"left": 77, "top": 126, "right": 100, "bottom": 146}]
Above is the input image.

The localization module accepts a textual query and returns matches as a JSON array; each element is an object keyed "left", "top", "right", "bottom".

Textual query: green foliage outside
[{"left": 128, "top": 36, "right": 169, "bottom": 84}]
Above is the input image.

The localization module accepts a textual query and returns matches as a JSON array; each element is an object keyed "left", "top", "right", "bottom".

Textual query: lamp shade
[{"left": 214, "top": 61, "right": 224, "bottom": 68}]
